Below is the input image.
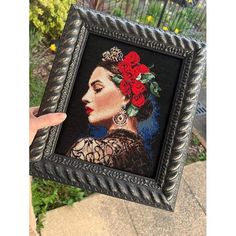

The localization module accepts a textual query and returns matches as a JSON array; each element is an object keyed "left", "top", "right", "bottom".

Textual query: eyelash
[{"left": 94, "top": 87, "right": 103, "bottom": 94}]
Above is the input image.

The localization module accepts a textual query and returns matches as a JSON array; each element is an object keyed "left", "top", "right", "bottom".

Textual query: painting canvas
[{"left": 55, "top": 34, "right": 181, "bottom": 179}]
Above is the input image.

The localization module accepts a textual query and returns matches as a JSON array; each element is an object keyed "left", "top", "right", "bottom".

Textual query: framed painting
[{"left": 30, "top": 5, "right": 206, "bottom": 211}]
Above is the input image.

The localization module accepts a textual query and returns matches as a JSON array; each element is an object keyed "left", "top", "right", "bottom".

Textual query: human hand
[{"left": 29, "top": 107, "right": 67, "bottom": 145}]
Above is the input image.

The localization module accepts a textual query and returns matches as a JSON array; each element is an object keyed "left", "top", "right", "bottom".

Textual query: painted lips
[{"left": 85, "top": 106, "right": 94, "bottom": 115}]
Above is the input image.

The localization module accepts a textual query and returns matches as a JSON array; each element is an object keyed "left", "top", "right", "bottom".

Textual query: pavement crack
[
  {"left": 124, "top": 201, "right": 139, "bottom": 236},
  {"left": 183, "top": 177, "right": 206, "bottom": 215}
]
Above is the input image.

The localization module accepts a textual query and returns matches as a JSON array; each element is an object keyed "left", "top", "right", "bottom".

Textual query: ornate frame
[{"left": 30, "top": 5, "right": 206, "bottom": 211}]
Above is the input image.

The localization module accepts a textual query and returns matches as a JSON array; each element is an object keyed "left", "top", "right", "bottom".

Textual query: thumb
[{"left": 35, "top": 113, "right": 67, "bottom": 130}]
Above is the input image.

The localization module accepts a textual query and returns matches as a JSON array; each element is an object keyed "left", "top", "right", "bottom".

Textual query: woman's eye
[{"left": 94, "top": 87, "right": 103, "bottom": 93}]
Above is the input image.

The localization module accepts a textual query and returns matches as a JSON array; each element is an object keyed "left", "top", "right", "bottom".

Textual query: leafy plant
[
  {"left": 135, "top": 0, "right": 205, "bottom": 40},
  {"left": 32, "top": 178, "right": 89, "bottom": 232},
  {"left": 29, "top": 28, "right": 46, "bottom": 106},
  {"left": 186, "top": 133, "right": 206, "bottom": 165},
  {"left": 30, "top": 0, "right": 77, "bottom": 40},
  {"left": 145, "top": 1, "right": 164, "bottom": 24},
  {"left": 106, "top": 0, "right": 139, "bottom": 18},
  {"left": 112, "top": 7, "right": 125, "bottom": 17},
  {"left": 192, "top": 135, "right": 200, "bottom": 146},
  {"left": 198, "top": 150, "right": 206, "bottom": 161},
  {"left": 29, "top": 26, "right": 43, "bottom": 55}
]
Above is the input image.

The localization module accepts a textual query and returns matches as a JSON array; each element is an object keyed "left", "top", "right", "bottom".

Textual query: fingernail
[{"left": 57, "top": 113, "right": 67, "bottom": 120}]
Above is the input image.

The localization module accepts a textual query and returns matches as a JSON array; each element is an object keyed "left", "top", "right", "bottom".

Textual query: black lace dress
[{"left": 67, "top": 129, "right": 153, "bottom": 177}]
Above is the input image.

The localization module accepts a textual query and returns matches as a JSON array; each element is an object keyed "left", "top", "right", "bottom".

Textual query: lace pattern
[{"left": 67, "top": 129, "right": 153, "bottom": 177}]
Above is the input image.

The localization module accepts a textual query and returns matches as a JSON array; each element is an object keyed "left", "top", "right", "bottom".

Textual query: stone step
[{"left": 41, "top": 161, "right": 206, "bottom": 236}]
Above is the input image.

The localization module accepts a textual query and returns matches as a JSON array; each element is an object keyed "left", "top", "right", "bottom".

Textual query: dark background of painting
[{"left": 55, "top": 33, "right": 183, "bottom": 179}]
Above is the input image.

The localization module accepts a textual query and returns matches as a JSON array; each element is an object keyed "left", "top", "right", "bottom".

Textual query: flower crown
[{"left": 102, "top": 47, "right": 161, "bottom": 117}]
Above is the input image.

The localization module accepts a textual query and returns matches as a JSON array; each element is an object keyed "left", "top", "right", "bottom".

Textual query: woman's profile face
[{"left": 82, "top": 66, "right": 125, "bottom": 127}]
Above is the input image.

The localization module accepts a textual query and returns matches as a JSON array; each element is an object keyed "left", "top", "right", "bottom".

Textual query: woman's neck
[{"left": 108, "top": 117, "right": 138, "bottom": 133}]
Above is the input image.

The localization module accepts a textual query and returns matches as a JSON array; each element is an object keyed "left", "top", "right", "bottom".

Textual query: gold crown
[{"left": 102, "top": 47, "right": 123, "bottom": 62}]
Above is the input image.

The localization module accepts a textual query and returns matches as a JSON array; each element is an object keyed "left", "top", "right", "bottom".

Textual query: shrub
[{"left": 30, "top": 0, "right": 77, "bottom": 40}]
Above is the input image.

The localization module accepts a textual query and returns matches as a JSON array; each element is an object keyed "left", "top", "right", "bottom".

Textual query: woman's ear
[{"left": 122, "top": 96, "right": 130, "bottom": 106}]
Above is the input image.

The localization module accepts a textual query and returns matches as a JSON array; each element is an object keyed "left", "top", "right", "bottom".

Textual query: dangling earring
[{"left": 113, "top": 105, "right": 128, "bottom": 127}]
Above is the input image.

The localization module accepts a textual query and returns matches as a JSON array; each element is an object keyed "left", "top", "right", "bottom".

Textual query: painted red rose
[
  {"left": 124, "top": 51, "right": 140, "bottom": 66},
  {"left": 131, "top": 93, "right": 146, "bottom": 108},
  {"left": 132, "top": 64, "right": 150, "bottom": 78},
  {"left": 118, "top": 61, "right": 131, "bottom": 74},
  {"left": 132, "top": 66, "right": 141, "bottom": 78},
  {"left": 122, "top": 69, "right": 135, "bottom": 82},
  {"left": 138, "top": 64, "right": 150, "bottom": 73},
  {"left": 120, "top": 80, "right": 132, "bottom": 96},
  {"left": 131, "top": 80, "right": 146, "bottom": 95}
]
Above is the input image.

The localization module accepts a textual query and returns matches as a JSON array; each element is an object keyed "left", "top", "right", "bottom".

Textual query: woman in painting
[{"left": 67, "top": 47, "right": 161, "bottom": 178}]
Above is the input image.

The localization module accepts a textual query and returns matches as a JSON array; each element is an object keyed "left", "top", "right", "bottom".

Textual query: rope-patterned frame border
[{"left": 30, "top": 5, "right": 206, "bottom": 211}]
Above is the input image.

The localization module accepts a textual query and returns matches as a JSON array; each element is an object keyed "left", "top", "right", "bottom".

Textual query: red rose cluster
[{"left": 118, "top": 51, "right": 150, "bottom": 108}]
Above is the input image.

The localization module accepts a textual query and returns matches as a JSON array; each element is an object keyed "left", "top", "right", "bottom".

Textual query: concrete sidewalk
[{"left": 41, "top": 161, "right": 206, "bottom": 236}]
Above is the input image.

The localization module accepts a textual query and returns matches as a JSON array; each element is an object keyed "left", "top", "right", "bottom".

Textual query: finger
[
  {"left": 34, "top": 113, "right": 67, "bottom": 130},
  {"left": 30, "top": 107, "right": 39, "bottom": 117}
]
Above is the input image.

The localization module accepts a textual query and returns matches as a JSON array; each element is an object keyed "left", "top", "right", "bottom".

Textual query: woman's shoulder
[
  {"left": 68, "top": 130, "right": 138, "bottom": 160},
  {"left": 70, "top": 135, "right": 123, "bottom": 154},
  {"left": 70, "top": 136, "right": 95, "bottom": 150},
  {"left": 106, "top": 129, "right": 142, "bottom": 142},
  {"left": 68, "top": 130, "right": 153, "bottom": 177}
]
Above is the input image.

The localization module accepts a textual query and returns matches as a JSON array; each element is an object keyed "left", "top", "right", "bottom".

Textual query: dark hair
[
  {"left": 135, "top": 99, "right": 153, "bottom": 122},
  {"left": 98, "top": 60, "right": 120, "bottom": 74},
  {"left": 97, "top": 61, "right": 153, "bottom": 122}
]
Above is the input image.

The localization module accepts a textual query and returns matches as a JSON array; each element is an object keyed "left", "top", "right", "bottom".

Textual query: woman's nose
[{"left": 82, "top": 90, "right": 91, "bottom": 104}]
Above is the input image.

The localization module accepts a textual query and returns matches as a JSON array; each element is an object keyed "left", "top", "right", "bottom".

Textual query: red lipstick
[{"left": 85, "top": 106, "right": 94, "bottom": 115}]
